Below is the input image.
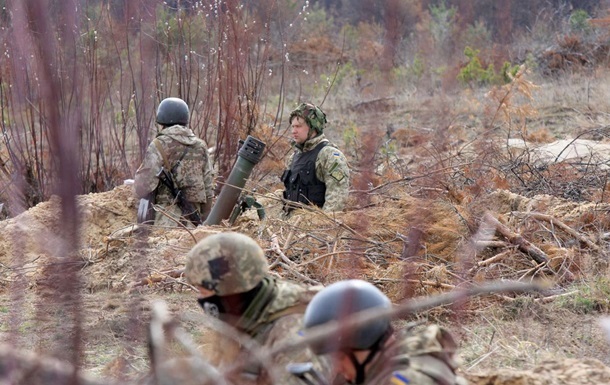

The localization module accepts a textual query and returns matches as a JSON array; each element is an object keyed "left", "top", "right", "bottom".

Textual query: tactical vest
[{"left": 282, "top": 142, "right": 327, "bottom": 208}]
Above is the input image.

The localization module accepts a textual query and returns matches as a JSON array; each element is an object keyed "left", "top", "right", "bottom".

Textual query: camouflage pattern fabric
[
  {"left": 134, "top": 125, "right": 214, "bottom": 227},
  {"left": 364, "top": 324, "right": 469, "bottom": 385},
  {"left": 210, "top": 278, "right": 331, "bottom": 385},
  {"left": 289, "top": 103, "right": 327, "bottom": 134},
  {"left": 184, "top": 232, "right": 268, "bottom": 296},
  {"left": 285, "top": 134, "right": 350, "bottom": 212}
]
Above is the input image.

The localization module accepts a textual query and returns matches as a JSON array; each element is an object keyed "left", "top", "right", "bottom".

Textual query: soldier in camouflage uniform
[
  {"left": 135, "top": 97, "right": 214, "bottom": 227},
  {"left": 184, "top": 231, "right": 331, "bottom": 385},
  {"left": 303, "top": 280, "right": 469, "bottom": 385},
  {"left": 281, "top": 103, "right": 349, "bottom": 212}
]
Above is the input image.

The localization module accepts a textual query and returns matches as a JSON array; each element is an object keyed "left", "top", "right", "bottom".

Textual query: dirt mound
[
  {"left": 3, "top": 182, "right": 609, "bottom": 296},
  {"left": 467, "top": 358, "right": 610, "bottom": 385},
  {"left": 2, "top": 183, "right": 610, "bottom": 382}
]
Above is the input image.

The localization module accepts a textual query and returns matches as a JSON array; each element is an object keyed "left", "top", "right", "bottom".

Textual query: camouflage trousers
[{"left": 153, "top": 202, "right": 202, "bottom": 228}]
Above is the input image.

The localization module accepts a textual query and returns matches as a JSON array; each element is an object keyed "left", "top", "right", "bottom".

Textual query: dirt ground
[
  {"left": 2, "top": 178, "right": 610, "bottom": 383},
  {"left": 3, "top": 76, "right": 610, "bottom": 383}
]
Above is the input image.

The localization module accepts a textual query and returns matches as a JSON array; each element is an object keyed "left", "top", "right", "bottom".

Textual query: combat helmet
[
  {"left": 303, "top": 279, "right": 391, "bottom": 354},
  {"left": 184, "top": 232, "right": 268, "bottom": 296},
  {"left": 156, "top": 97, "right": 189, "bottom": 126},
  {"left": 289, "top": 103, "right": 327, "bottom": 134}
]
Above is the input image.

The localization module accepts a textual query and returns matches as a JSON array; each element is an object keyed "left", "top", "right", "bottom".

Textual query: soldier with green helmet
[
  {"left": 281, "top": 102, "right": 350, "bottom": 212},
  {"left": 302, "top": 280, "right": 469, "bottom": 385},
  {"left": 134, "top": 97, "right": 214, "bottom": 227},
  {"left": 184, "top": 231, "right": 331, "bottom": 385}
]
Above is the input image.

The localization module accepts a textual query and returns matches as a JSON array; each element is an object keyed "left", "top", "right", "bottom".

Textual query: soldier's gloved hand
[{"left": 201, "top": 200, "right": 213, "bottom": 221}]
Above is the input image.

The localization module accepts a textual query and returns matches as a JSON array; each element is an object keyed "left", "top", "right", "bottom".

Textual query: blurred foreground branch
[{"left": 226, "top": 280, "right": 546, "bottom": 377}]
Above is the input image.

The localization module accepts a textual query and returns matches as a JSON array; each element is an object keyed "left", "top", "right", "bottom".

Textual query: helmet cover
[
  {"left": 184, "top": 232, "right": 268, "bottom": 296},
  {"left": 289, "top": 103, "right": 327, "bottom": 134}
]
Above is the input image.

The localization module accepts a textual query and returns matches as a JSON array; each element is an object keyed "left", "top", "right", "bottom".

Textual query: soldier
[
  {"left": 184, "top": 231, "right": 331, "bottom": 385},
  {"left": 281, "top": 103, "right": 349, "bottom": 212},
  {"left": 302, "top": 280, "right": 468, "bottom": 385},
  {"left": 134, "top": 97, "right": 214, "bottom": 227}
]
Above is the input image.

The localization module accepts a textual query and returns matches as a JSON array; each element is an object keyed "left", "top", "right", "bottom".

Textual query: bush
[{"left": 458, "top": 46, "right": 520, "bottom": 87}]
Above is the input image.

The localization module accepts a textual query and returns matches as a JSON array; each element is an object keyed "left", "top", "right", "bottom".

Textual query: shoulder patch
[
  {"left": 390, "top": 372, "right": 410, "bottom": 385},
  {"left": 328, "top": 161, "right": 345, "bottom": 182},
  {"left": 330, "top": 169, "right": 345, "bottom": 182}
]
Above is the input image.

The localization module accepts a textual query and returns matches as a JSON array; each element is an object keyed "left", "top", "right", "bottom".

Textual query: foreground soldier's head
[
  {"left": 184, "top": 231, "right": 269, "bottom": 326},
  {"left": 302, "top": 279, "right": 392, "bottom": 384}
]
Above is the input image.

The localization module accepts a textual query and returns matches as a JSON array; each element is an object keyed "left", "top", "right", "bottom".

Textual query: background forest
[{"left": 2, "top": 0, "right": 610, "bottom": 215}]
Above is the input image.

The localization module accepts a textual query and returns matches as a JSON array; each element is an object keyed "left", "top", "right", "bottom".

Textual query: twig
[
  {"left": 279, "top": 262, "right": 321, "bottom": 286},
  {"left": 268, "top": 232, "right": 296, "bottom": 267},
  {"left": 477, "top": 249, "right": 515, "bottom": 267},
  {"left": 296, "top": 250, "right": 354, "bottom": 268},
  {"left": 132, "top": 269, "right": 188, "bottom": 288},
  {"left": 153, "top": 204, "right": 197, "bottom": 244},
  {"left": 513, "top": 211, "right": 600, "bottom": 251},
  {"left": 283, "top": 216, "right": 302, "bottom": 250},
  {"left": 364, "top": 163, "right": 473, "bottom": 193},
  {"left": 404, "top": 279, "right": 456, "bottom": 290}
]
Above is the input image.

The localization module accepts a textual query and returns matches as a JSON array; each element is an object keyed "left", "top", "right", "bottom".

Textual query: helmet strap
[
  {"left": 346, "top": 328, "right": 391, "bottom": 384},
  {"left": 347, "top": 350, "right": 376, "bottom": 385}
]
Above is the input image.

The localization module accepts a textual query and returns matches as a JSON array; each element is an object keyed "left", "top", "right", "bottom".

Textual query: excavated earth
[{"left": 2, "top": 179, "right": 610, "bottom": 383}]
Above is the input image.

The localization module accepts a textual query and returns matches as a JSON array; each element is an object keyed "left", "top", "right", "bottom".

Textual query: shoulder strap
[
  {"left": 153, "top": 138, "right": 171, "bottom": 171},
  {"left": 153, "top": 137, "right": 189, "bottom": 173}
]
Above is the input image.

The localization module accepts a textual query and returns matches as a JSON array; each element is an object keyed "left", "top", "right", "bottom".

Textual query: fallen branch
[
  {"left": 132, "top": 269, "right": 187, "bottom": 288},
  {"left": 513, "top": 211, "right": 600, "bottom": 251},
  {"left": 475, "top": 240, "right": 508, "bottom": 248},
  {"left": 483, "top": 212, "right": 549, "bottom": 265},
  {"left": 404, "top": 279, "right": 456, "bottom": 290},
  {"left": 498, "top": 290, "right": 578, "bottom": 304}
]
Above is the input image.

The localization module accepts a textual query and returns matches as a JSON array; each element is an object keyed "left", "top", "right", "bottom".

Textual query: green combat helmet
[
  {"left": 156, "top": 97, "right": 189, "bottom": 126},
  {"left": 289, "top": 103, "right": 327, "bottom": 134},
  {"left": 184, "top": 232, "right": 268, "bottom": 296}
]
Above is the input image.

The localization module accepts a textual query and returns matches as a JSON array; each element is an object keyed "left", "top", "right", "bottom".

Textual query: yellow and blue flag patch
[{"left": 390, "top": 372, "right": 410, "bottom": 385}]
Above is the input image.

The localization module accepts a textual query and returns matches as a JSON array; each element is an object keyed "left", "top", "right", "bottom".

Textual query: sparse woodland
[{"left": 4, "top": 1, "right": 610, "bottom": 384}]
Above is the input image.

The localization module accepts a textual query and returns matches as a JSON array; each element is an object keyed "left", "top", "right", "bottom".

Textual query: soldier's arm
[
  {"left": 316, "top": 146, "right": 350, "bottom": 212},
  {"left": 383, "top": 325, "right": 465, "bottom": 385},
  {"left": 134, "top": 141, "right": 163, "bottom": 198},
  {"left": 202, "top": 150, "right": 215, "bottom": 202},
  {"left": 264, "top": 315, "right": 332, "bottom": 385}
]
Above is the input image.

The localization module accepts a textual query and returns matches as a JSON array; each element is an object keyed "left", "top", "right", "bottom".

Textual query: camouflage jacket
[
  {"left": 285, "top": 134, "right": 349, "bottom": 212},
  {"left": 134, "top": 125, "right": 214, "bottom": 224},
  {"left": 364, "top": 324, "right": 468, "bottom": 385},
  {"left": 227, "top": 277, "right": 331, "bottom": 385}
]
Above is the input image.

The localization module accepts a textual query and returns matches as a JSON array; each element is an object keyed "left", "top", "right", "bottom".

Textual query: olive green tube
[{"left": 204, "top": 135, "right": 266, "bottom": 226}]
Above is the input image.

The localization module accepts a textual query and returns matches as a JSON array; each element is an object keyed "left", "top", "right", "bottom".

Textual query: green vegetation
[
  {"left": 458, "top": 47, "right": 520, "bottom": 86},
  {"left": 569, "top": 9, "right": 591, "bottom": 34},
  {"left": 557, "top": 278, "right": 610, "bottom": 314}
]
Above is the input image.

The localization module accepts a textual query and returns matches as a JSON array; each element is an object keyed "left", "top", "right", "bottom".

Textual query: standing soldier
[
  {"left": 302, "top": 279, "right": 469, "bottom": 385},
  {"left": 135, "top": 97, "right": 214, "bottom": 227},
  {"left": 184, "top": 231, "right": 330, "bottom": 385},
  {"left": 281, "top": 103, "right": 349, "bottom": 212}
]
